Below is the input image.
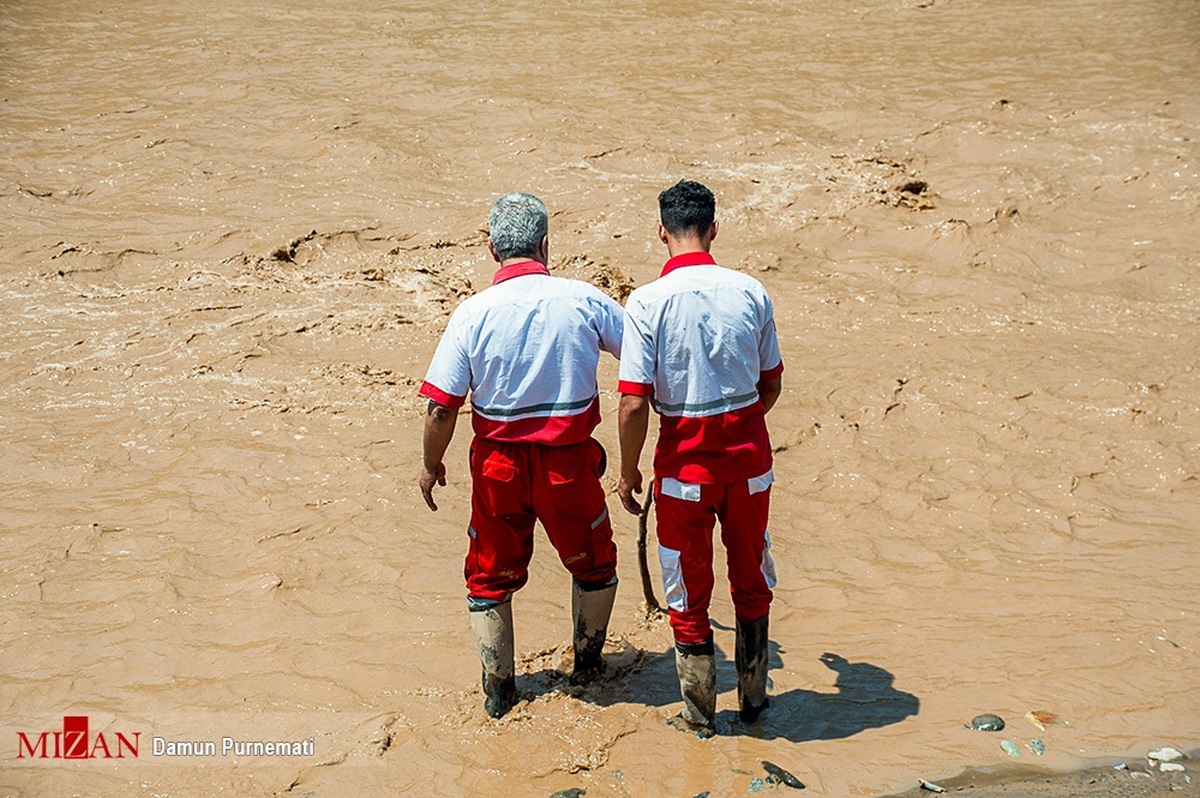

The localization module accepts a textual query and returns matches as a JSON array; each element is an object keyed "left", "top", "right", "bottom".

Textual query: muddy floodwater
[{"left": 2, "top": 0, "right": 1199, "bottom": 795}]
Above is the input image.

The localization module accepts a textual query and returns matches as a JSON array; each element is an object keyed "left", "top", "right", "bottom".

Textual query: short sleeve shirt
[
  {"left": 421, "top": 261, "right": 624, "bottom": 445},
  {"left": 618, "top": 251, "right": 783, "bottom": 482}
]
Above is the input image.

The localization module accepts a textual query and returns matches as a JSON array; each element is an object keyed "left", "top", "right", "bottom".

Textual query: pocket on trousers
[
  {"left": 760, "top": 530, "right": 778, "bottom": 589},
  {"left": 660, "top": 477, "right": 701, "bottom": 502},
  {"left": 481, "top": 452, "right": 517, "bottom": 482},
  {"left": 748, "top": 468, "right": 775, "bottom": 496},
  {"left": 658, "top": 544, "right": 689, "bottom": 611}
]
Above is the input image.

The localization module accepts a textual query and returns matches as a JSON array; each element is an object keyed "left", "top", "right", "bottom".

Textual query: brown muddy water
[{"left": 2, "top": 0, "right": 1199, "bottom": 795}]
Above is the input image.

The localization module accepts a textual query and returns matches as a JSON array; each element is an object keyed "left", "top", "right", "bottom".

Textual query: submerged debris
[
  {"left": 1030, "top": 738, "right": 1046, "bottom": 756},
  {"left": 548, "top": 789, "right": 585, "bottom": 798},
  {"left": 1024, "top": 710, "right": 1065, "bottom": 731},
  {"left": 1000, "top": 739, "right": 1022, "bottom": 758},
  {"left": 919, "top": 779, "right": 946, "bottom": 793},
  {"left": 762, "top": 760, "right": 806, "bottom": 789}
]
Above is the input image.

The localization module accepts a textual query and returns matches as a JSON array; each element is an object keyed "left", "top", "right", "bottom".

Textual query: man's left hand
[{"left": 617, "top": 471, "right": 645, "bottom": 516}]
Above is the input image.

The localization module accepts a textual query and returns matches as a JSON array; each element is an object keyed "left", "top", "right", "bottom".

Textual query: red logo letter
[
  {"left": 115, "top": 732, "right": 140, "bottom": 759},
  {"left": 63, "top": 716, "right": 89, "bottom": 759},
  {"left": 15, "top": 732, "right": 50, "bottom": 759}
]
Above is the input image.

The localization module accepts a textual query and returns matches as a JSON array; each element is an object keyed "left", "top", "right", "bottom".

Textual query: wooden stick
[{"left": 637, "top": 489, "right": 665, "bottom": 614}]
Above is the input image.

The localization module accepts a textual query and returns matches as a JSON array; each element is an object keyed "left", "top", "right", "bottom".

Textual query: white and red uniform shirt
[
  {"left": 618, "top": 251, "right": 783, "bottom": 483},
  {"left": 420, "top": 260, "right": 624, "bottom": 445}
]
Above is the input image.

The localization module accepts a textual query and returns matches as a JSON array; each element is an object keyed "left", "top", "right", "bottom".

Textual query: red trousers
[
  {"left": 465, "top": 436, "right": 617, "bottom": 603},
  {"left": 655, "top": 472, "right": 776, "bottom": 645}
]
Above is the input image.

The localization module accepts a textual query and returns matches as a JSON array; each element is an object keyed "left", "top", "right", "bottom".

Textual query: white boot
[
  {"left": 469, "top": 601, "right": 516, "bottom": 719},
  {"left": 668, "top": 640, "right": 716, "bottom": 738}
]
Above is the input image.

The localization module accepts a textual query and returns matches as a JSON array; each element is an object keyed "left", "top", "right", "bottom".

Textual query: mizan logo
[{"left": 16, "top": 716, "right": 140, "bottom": 760}]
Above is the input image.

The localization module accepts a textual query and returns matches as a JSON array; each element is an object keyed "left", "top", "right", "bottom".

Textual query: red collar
[
  {"left": 660, "top": 251, "right": 717, "bottom": 277},
  {"left": 493, "top": 260, "right": 550, "bottom": 285}
]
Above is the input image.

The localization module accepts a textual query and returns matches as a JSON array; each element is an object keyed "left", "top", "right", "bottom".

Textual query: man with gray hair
[{"left": 419, "top": 192, "right": 624, "bottom": 719}]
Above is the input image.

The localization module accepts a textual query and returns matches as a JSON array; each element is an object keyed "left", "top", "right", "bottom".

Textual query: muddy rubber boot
[
  {"left": 735, "top": 614, "right": 770, "bottom": 722},
  {"left": 469, "top": 600, "right": 517, "bottom": 719},
  {"left": 667, "top": 639, "right": 716, "bottom": 738},
  {"left": 570, "top": 578, "right": 617, "bottom": 686}
]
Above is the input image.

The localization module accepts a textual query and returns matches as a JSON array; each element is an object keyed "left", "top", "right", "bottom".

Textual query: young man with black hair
[{"left": 616, "top": 180, "right": 783, "bottom": 737}]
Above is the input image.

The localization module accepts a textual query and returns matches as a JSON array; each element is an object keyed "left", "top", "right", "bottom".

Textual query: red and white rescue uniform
[
  {"left": 420, "top": 261, "right": 623, "bottom": 605},
  {"left": 618, "top": 251, "right": 784, "bottom": 645}
]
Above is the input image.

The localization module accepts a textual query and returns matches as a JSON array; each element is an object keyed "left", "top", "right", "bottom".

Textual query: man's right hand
[
  {"left": 617, "top": 470, "right": 645, "bottom": 516},
  {"left": 420, "top": 463, "right": 447, "bottom": 511}
]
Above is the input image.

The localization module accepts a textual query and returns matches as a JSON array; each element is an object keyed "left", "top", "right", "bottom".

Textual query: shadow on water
[
  {"left": 733, "top": 650, "right": 920, "bottom": 743},
  {"left": 521, "top": 631, "right": 919, "bottom": 743}
]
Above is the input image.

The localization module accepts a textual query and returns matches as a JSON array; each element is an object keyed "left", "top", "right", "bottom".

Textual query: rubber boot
[
  {"left": 570, "top": 578, "right": 617, "bottom": 686},
  {"left": 735, "top": 614, "right": 770, "bottom": 722},
  {"left": 469, "top": 600, "right": 517, "bottom": 719},
  {"left": 667, "top": 639, "right": 716, "bottom": 738}
]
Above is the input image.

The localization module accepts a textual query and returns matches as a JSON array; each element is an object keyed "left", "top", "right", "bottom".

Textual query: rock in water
[
  {"left": 1148, "top": 747, "right": 1184, "bottom": 763},
  {"left": 1000, "top": 739, "right": 1021, "bottom": 758},
  {"left": 748, "top": 778, "right": 764, "bottom": 793},
  {"left": 549, "top": 790, "right": 585, "bottom": 798},
  {"left": 1030, "top": 738, "right": 1046, "bottom": 756},
  {"left": 762, "top": 760, "right": 806, "bottom": 789},
  {"left": 968, "top": 713, "right": 1006, "bottom": 731}
]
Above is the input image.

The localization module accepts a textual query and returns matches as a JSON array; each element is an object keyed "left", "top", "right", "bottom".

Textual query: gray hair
[{"left": 487, "top": 192, "right": 548, "bottom": 260}]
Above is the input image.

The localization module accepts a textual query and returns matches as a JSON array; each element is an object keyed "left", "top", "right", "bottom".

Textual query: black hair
[{"left": 658, "top": 180, "right": 715, "bottom": 238}]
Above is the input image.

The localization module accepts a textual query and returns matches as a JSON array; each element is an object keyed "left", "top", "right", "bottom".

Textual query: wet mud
[{"left": 2, "top": 0, "right": 1199, "bottom": 795}]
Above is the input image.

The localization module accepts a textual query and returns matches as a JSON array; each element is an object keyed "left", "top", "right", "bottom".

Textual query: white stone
[
  {"left": 1160, "top": 762, "right": 1186, "bottom": 773},
  {"left": 1148, "top": 746, "right": 1184, "bottom": 763}
]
